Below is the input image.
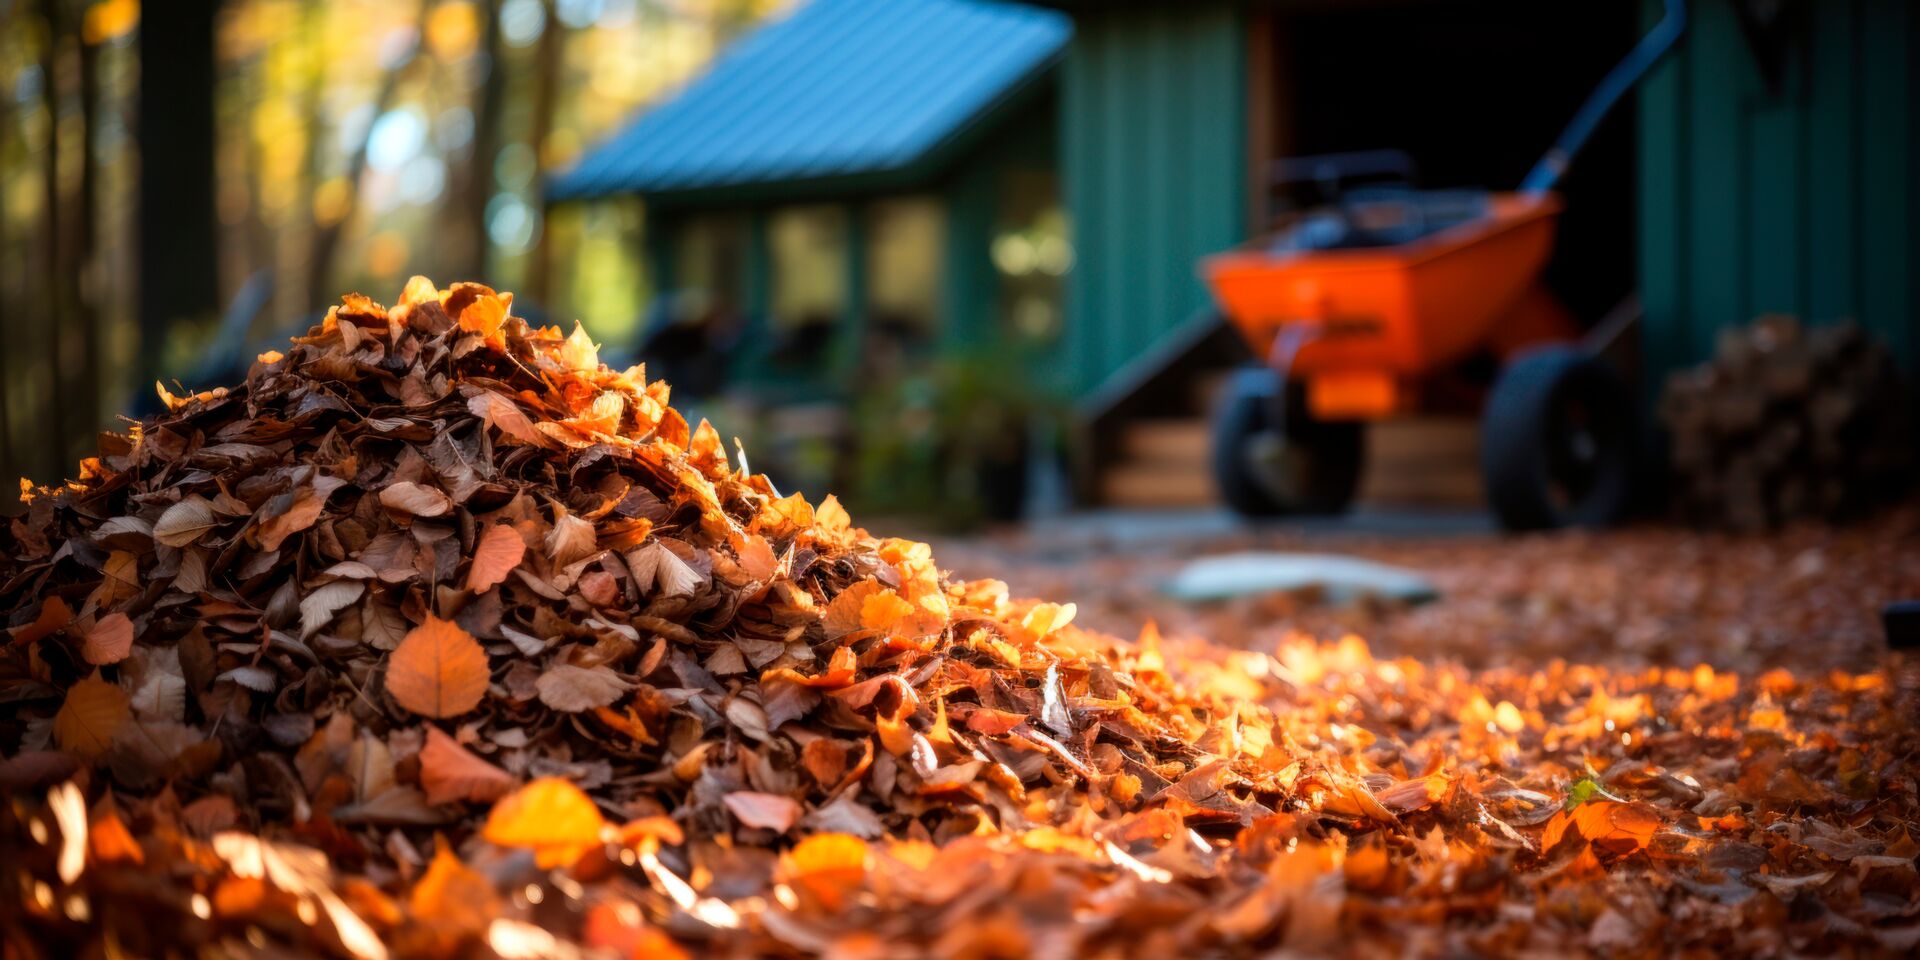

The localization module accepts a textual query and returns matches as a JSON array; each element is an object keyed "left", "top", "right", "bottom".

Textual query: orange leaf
[
  {"left": 778, "top": 833, "right": 868, "bottom": 911},
  {"left": 1542, "top": 800, "right": 1661, "bottom": 857},
  {"left": 256, "top": 477, "right": 343, "bottom": 551},
  {"left": 860, "top": 592, "right": 914, "bottom": 632},
  {"left": 822, "top": 580, "right": 885, "bottom": 639},
  {"left": 386, "top": 615, "right": 490, "bottom": 718},
  {"left": 54, "top": 675, "right": 130, "bottom": 758},
  {"left": 10, "top": 596, "right": 73, "bottom": 645},
  {"left": 418, "top": 726, "right": 514, "bottom": 805},
  {"left": 483, "top": 777, "right": 606, "bottom": 868},
  {"left": 458, "top": 293, "right": 507, "bottom": 340},
  {"left": 409, "top": 841, "right": 497, "bottom": 941},
  {"left": 755, "top": 492, "right": 814, "bottom": 535},
  {"left": 465, "top": 524, "right": 525, "bottom": 594},
  {"left": 89, "top": 808, "right": 144, "bottom": 865},
  {"left": 81, "top": 612, "right": 134, "bottom": 665}
]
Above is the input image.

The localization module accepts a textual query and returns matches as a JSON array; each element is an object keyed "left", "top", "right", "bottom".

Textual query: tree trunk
[
  {"left": 525, "top": 0, "right": 562, "bottom": 305},
  {"left": 137, "top": 0, "right": 221, "bottom": 394},
  {"left": 292, "top": 0, "right": 330, "bottom": 320},
  {"left": 443, "top": 0, "right": 505, "bottom": 283},
  {"left": 72, "top": 0, "right": 103, "bottom": 452},
  {"left": 36, "top": 0, "right": 68, "bottom": 476}
]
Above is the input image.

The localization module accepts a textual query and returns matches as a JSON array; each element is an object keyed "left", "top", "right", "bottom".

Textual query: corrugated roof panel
[{"left": 548, "top": 0, "right": 1071, "bottom": 200}]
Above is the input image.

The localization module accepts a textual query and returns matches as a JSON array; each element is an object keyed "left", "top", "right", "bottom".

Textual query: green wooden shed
[
  {"left": 548, "top": 0, "right": 1074, "bottom": 414},
  {"left": 554, "top": 0, "right": 1919, "bottom": 508}
]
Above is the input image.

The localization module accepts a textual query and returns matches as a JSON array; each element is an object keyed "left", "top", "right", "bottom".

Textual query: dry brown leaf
[
  {"left": 380, "top": 482, "right": 452, "bottom": 519},
  {"left": 722, "top": 791, "right": 801, "bottom": 833},
  {"left": 299, "top": 580, "right": 366, "bottom": 641},
  {"left": 11, "top": 596, "right": 73, "bottom": 645},
  {"left": 153, "top": 496, "right": 220, "bottom": 547},
  {"left": 546, "top": 510, "right": 597, "bottom": 567},
  {"left": 386, "top": 615, "right": 490, "bottom": 718},
  {"left": 418, "top": 726, "right": 514, "bottom": 805},
  {"left": 466, "top": 524, "right": 525, "bottom": 594},
  {"left": 255, "top": 477, "right": 344, "bottom": 551},
  {"left": 54, "top": 676, "right": 130, "bottom": 758},
  {"left": 81, "top": 613, "right": 134, "bottom": 665},
  {"left": 626, "top": 540, "right": 702, "bottom": 598},
  {"left": 467, "top": 391, "right": 548, "bottom": 448},
  {"left": 535, "top": 664, "right": 631, "bottom": 713}
]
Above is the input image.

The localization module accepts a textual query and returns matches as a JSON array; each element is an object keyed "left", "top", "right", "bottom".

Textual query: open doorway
[{"left": 1258, "top": 0, "right": 1639, "bottom": 325}]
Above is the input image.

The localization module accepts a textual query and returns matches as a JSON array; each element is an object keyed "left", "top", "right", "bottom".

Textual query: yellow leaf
[
  {"left": 483, "top": 777, "right": 605, "bottom": 868},
  {"left": 778, "top": 833, "right": 869, "bottom": 911},
  {"left": 558, "top": 322, "right": 599, "bottom": 372}
]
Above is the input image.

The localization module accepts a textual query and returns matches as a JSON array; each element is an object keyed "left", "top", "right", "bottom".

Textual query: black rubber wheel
[
  {"left": 1211, "top": 367, "right": 1364, "bottom": 517},
  {"left": 1480, "top": 346, "right": 1635, "bottom": 530}
]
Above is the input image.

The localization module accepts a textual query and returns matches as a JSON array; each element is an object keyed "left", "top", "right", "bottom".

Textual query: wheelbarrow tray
[{"left": 1203, "top": 192, "right": 1564, "bottom": 378}]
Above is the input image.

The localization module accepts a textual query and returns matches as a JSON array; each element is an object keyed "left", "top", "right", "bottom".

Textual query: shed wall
[
  {"left": 1059, "top": 5, "right": 1247, "bottom": 396},
  {"left": 1638, "top": 0, "right": 1919, "bottom": 380}
]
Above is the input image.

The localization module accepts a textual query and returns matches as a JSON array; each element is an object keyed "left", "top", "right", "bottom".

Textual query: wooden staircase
[{"left": 1099, "top": 379, "right": 1486, "bottom": 510}]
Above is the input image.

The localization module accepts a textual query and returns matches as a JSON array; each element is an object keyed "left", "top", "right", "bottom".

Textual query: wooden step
[
  {"left": 1095, "top": 414, "right": 1485, "bottom": 511},
  {"left": 1101, "top": 460, "right": 1217, "bottom": 508},
  {"left": 1120, "top": 418, "right": 1211, "bottom": 463},
  {"left": 1357, "top": 416, "right": 1483, "bottom": 508}
]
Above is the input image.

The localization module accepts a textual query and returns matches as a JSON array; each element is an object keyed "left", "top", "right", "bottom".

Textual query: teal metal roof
[{"left": 548, "top": 0, "right": 1071, "bottom": 201}]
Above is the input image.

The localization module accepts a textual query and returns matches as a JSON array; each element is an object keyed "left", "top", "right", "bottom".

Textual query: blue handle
[{"left": 1522, "top": 0, "right": 1688, "bottom": 194}]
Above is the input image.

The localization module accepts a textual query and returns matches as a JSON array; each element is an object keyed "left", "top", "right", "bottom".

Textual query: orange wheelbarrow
[{"left": 1201, "top": 1, "right": 1686, "bottom": 529}]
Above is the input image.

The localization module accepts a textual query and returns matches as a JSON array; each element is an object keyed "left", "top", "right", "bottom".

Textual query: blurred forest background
[{"left": 0, "top": 0, "right": 782, "bottom": 488}]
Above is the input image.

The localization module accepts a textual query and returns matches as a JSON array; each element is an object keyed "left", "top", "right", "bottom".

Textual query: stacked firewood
[{"left": 1661, "top": 316, "right": 1911, "bottom": 530}]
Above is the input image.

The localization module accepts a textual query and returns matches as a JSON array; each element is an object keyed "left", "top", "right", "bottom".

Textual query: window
[
  {"left": 672, "top": 212, "right": 748, "bottom": 321},
  {"left": 991, "top": 169, "right": 1070, "bottom": 342},
  {"left": 865, "top": 196, "right": 946, "bottom": 340},
  {"left": 768, "top": 204, "right": 849, "bottom": 332}
]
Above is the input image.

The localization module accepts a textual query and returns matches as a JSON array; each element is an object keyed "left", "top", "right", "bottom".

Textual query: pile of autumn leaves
[{"left": 0, "top": 278, "right": 1246, "bottom": 957}]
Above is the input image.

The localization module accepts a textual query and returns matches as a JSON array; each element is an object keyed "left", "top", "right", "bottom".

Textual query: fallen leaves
[
  {"left": 465, "top": 523, "right": 525, "bottom": 593},
  {"left": 722, "top": 791, "right": 801, "bottom": 833},
  {"left": 386, "top": 615, "right": 490, "bottom": 718},
  {"left": 152, "top": 495, "right": 219, "bottom": 547},
  {"left": 534, "top": 664, "right": 631, "bottom": 712},
  {"left": 483, "top": 777, "right": 605, "bottom": 867},
  {"left": 4, "top": 277, "right": 1918, "bottom": 959},
  {"left": 52, "top": 676, "right": 130, "bottom": 758},
  {"left": 418, "top": 726, "right": 514, "bottom": 805},
  {"left": 1542, "top": 800, "right": 1663, "bottom": 858},
  {"left": 80, "top": 613, "right": 134, "bottom": 665},
  {"left": 379, "top": 482, "right": 452, "bottom": 519}
]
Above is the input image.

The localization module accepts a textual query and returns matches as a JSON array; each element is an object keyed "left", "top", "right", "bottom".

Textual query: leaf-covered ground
[{"left": 1, "top": 281, "right": 1916, "bottom": 958}]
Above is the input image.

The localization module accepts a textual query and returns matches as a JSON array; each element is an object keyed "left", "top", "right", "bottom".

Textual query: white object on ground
[{"left": 1163, "top": 552, "right": 1439, "bottom": 604}]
